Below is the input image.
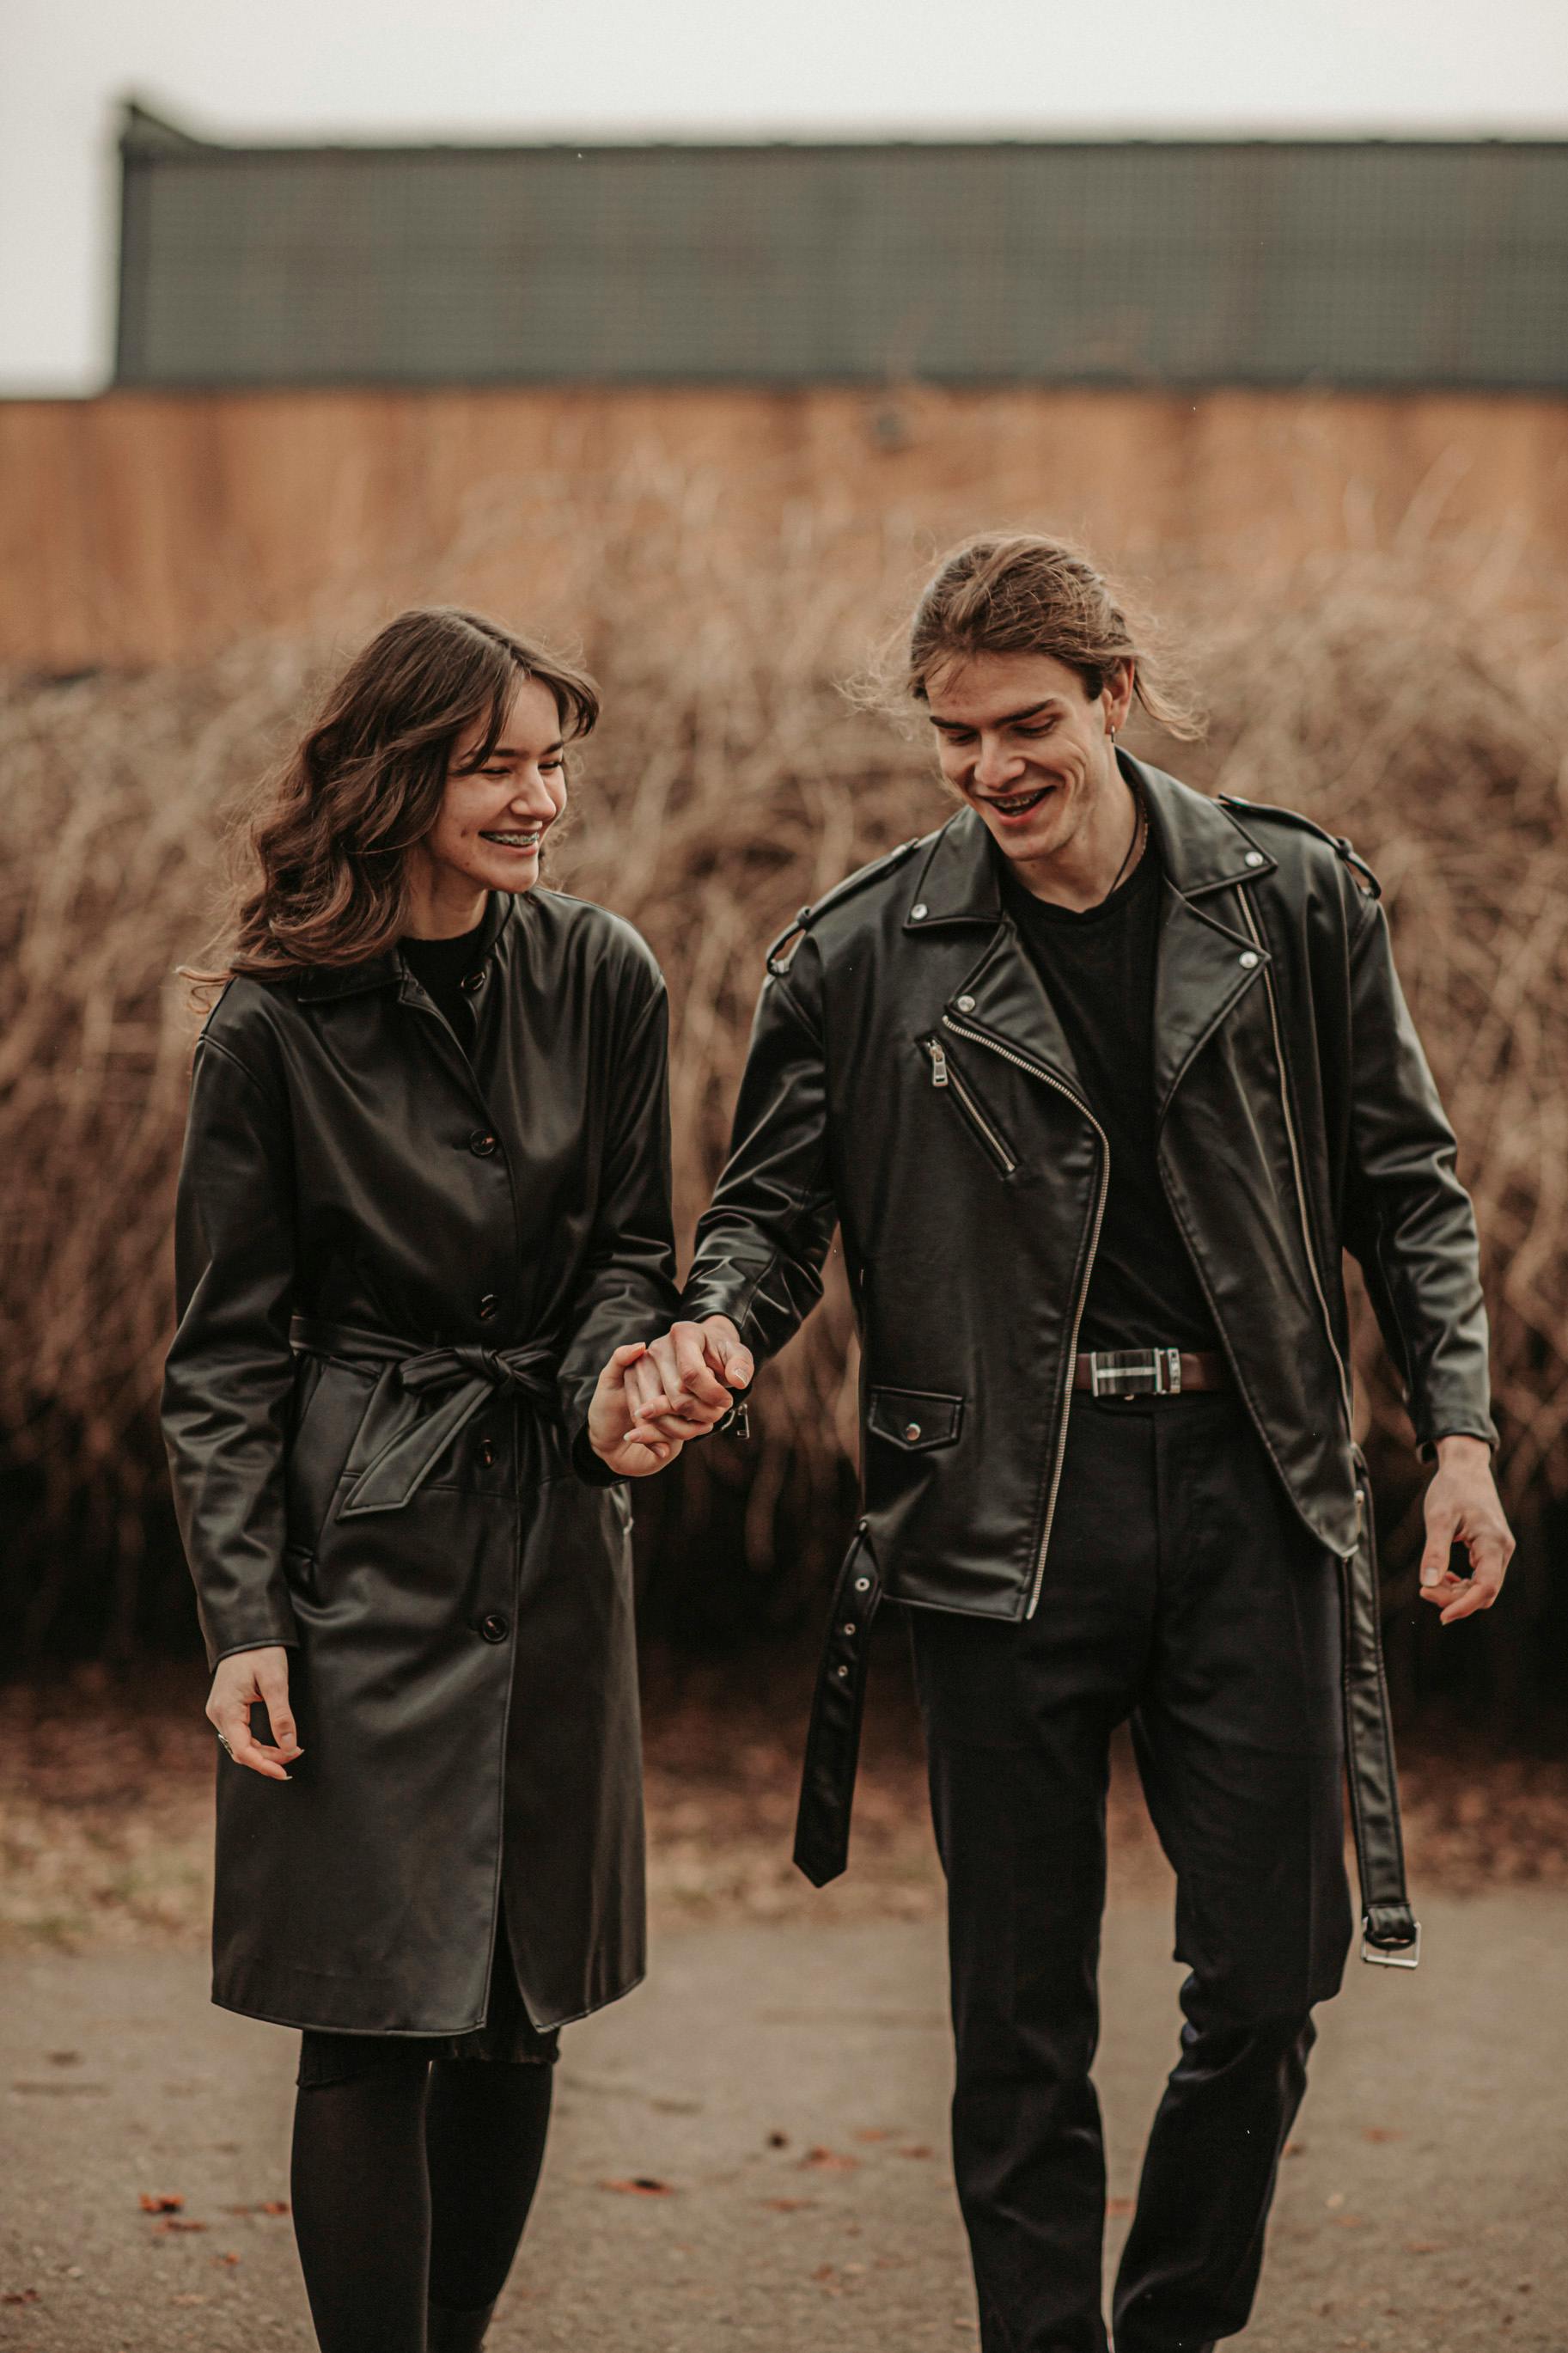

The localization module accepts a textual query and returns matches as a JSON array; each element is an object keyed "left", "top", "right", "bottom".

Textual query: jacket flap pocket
[{"left": 867, "top": 1388, "right": 964, "bottom": 1451}]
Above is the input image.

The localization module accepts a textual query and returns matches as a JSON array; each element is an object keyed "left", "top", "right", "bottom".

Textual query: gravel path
[{"left": 3, "top": 1894, "right": 1563, "bottom": 2351}]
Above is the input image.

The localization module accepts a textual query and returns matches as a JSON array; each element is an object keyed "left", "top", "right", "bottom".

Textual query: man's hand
[
  {"left": 1419, "top": 1435, "right": 1514, "bottom": 1624},
  {"left": 624, "top": 1317, "right": 754, "bottom": 1445},
  {"left": 206, "top": 1645, "right": 302, "bottom": 1781},
  {"left": 587, "top": 1341, "right": 701, "bottom": 1477}
]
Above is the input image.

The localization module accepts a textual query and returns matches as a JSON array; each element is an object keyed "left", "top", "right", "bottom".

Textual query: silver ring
[{"left": 217, "top": 1731, "right": 235, "bottom": 1759}]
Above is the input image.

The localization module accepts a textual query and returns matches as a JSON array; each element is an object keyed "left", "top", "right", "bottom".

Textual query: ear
[{"left": 1105, "top": 657, "right": 1137, "bottom": 733}]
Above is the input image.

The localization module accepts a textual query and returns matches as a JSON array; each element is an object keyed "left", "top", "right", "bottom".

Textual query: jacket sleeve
[
  {"left": 558, "top": 976, "right": 681, "bottom": 1470},
  {"left": 680, "top": 936, "right": 839, "bottom": 1368},
  {"left": 162, "top": 1029, "right": 302, "bottom": 1667},
  {"left": 1339, "top": 889, "right": 1497, "bottom": 1453}
]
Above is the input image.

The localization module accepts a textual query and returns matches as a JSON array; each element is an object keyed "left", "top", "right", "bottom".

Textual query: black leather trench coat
[
  {"left": 685, "top": 760, "right": 1495, "bottom": 1609},
  {"left": 162, "top": 888, "right": 678, "bottom": 2035}
]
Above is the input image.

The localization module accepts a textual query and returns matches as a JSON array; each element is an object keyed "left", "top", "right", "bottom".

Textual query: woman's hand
[
  {"left": 588, "top": 1342, "right": 699, "bottom": 1477},
  {"left": 206, "top": 1646, "right": 303, "bottom": 1782}
]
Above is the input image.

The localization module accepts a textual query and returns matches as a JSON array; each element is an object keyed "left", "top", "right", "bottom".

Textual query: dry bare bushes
[{"left": 2, "top": 475, "right": 1565, "bottom": 1659}]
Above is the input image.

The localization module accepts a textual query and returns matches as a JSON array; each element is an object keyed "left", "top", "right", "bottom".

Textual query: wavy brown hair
[
  {"left": 906, "top": 533, "right": 1205, "bottom": 740},
  {"left": 194, "top": 607, "right": 599, "bottom": 987}
]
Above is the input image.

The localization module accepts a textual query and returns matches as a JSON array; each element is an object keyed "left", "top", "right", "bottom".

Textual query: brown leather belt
[{"left": 1071, "top": 1347, "right": 1229, "bottom": 1397}]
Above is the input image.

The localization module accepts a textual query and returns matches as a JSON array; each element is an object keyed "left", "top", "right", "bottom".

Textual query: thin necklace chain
[{"left": 1101, "top": 778, "right": 1147, "bottom": 903}]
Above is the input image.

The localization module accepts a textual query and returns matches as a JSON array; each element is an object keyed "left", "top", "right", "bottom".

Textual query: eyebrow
[{"left": 927, "top": 700, "right": 1060, "bottom": 733}]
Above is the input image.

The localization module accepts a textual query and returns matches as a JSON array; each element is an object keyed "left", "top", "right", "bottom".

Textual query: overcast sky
[{"left": 3, "top": 0, "right": 1565, "bottom": 393}]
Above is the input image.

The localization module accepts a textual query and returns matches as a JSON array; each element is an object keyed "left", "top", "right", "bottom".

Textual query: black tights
[{"left": 290, "top": 2051, "right": 553, "bottom": 2353}]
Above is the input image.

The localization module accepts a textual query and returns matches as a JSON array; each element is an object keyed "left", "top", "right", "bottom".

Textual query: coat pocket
[
  {"left": 920, "top": 1036, "right": 1017, "bottom": 1176},
  {"left": 866, "top": 1386, "right": 965, "bottom": 1452}
]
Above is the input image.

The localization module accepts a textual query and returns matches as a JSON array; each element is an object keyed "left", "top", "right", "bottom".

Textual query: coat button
[
  {"left": 1238, "top": 950, "right": 1260, "bottom": 969},
  {"left": 955, "top": 995, "right": 975, "bottom": 1011},
  {"left": 911, "top": 903, "right": 929, "bottom": 920},
  {"left": 461, "top": 969, "right": 486, "bottom": 993},
  {"left": 1245, "top": 850, "right": 1265, "bottom": 868},
  {"left": 478, "top": 1611, "right": 509, "bottom": 1642},
  {"left": 854, "top": 1575, "right": 871, "bottom": 1592},
  {"left": 469, "top": 1131, "right": 497, "bottom": 1156},
  {"left": 904, "top": 1421, "right": 922, "bottom": 1441},
  {"left": 478, "top": 1293, "right": 498, "bottom": 1320}
]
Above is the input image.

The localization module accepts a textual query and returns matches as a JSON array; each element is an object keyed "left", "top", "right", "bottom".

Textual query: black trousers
[{"left": 908, "top": 1392, "right": 1353, "bottom": 2353}]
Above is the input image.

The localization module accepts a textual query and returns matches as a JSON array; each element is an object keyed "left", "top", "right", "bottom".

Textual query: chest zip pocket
[{"left": 923, "top": 1036, "right": 1017, "bottom": 1177}]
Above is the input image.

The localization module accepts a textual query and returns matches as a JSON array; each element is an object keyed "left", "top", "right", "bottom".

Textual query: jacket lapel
[
  {"left": 1135, "top": 761, "right": 1277, "bottom": 1121},
  {"left": 906, "top": 808, "right": 1084, "bottom": 1096}
]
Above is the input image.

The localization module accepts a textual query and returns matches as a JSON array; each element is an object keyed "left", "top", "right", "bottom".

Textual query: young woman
[{"left": 162, "top": 608, "right": 715, "bottom": 2352}]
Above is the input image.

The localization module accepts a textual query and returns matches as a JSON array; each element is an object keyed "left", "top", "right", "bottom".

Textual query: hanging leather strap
[
  {"left": 1342, "top": 1454, "right": 1421, "bottom": 1966},
  {"left": 793, "top": 1526, "right": 883, "bottom": 1887}
]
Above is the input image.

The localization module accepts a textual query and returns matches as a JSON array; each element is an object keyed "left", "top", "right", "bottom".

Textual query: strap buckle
[
  {"left": 1361, "top": 1918, "right": 1422, "bottom": 1969},
  {"left": 1089, "top": 1348, "right": 1183, "bottom": 1399}
]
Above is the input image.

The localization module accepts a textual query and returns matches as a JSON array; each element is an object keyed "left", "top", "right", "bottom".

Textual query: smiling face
[
  {"left": 925, "top": 649, "right": 1135, "bottom": 889},
  {"left": 404, "top": 673, "right": 570, "bottom": 936}
]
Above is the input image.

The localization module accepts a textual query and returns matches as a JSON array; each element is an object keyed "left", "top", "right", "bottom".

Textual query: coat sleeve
[
  {"left": 558, "top": 976, "right": 681, "bottom": 1470},
  {"left": 680, "top": 936, "right": 839, "bottom": 1368},
  {"left": 162, "top": 1027, "right": 302, "bottom": 1667},
  {"left": 1339, "top": 889, "right": 1497, "bottom": 1454}
]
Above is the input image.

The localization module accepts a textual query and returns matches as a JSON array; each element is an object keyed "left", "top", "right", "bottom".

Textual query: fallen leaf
[
  {"left": 1284, "top": 2142, "right": 1307, "bottom": 2157},
  {"left": 800, "top": 2147, "right": 857, "bottom": 2171},
  {"left": 46, "top": 2051, "right": 82, "bottom": 2066},
  {"left": 599, "top": 2177, "right": 674, "bottom": 2197},
  {"left": 1363, "top": 2127, "right": 1405, "bottom": 2144},
  {"left": 155, "top": 2219, "right": 209, "bottom": 2235},
  {"left": 853, "top": 2128, "right": 894, "bottom": 2143},
  {"left": 813, "top": 2264, "right": 837, "bottom": 2283},
  {"left": 897, "top": 2143, "right": 935, "bottom": 2160},
  {"left": 140, "top": 2193, "right": 185, "bottom": 2214},
  {"left": 762, "top": 2197, "right": 814, "bottom": 2212},
  {"left": 259, "top": 2201, "right": 290, "bottom": 2216},
  {"left": 1406, "top": 2240, "right": 1441, "bottom": 2254},
  {"left": 2, "top": 2289, "right": 40, "bottom": 2307},
  {"left": 1107, "top": 2197, "right": 1135, "bottom": 2217},
  {"left": 216, "top": 2253, "right": 241, "bottom": 2267},
  {"left": 170, "top": 2294, "right": 208, "bottom": 2306}
]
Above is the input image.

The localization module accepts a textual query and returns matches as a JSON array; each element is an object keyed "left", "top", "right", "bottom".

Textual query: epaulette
[
  {"left": 1218, "top": 794, "right": 1382, "bottom": 899},
  {"left": 765, "top": 837, "right": 926, "bottom": 975}
]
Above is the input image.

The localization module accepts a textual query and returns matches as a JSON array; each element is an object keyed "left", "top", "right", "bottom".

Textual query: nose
[
  {"left": 973, "top": 735, "right": 1027, "bottom": 793},
  {"left": 508, "top": 767, "right": 560, "bottom": 817}
]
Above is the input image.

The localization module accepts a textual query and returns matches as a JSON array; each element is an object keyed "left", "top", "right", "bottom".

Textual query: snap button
[
  {"left": 842, "top": 1621, "right": 857, "bottom": 1636},
  {"left": 857, "top": 1518, "right": 869, "bottom": 1533},
  {"left": 835, "top": 1663, "right": 850, "bottom": 1679},
  {"left": 1238, "top": 950, "right": 1259, "bottom": 969},
  {"left": 460, "top": 969, "right": 486, "bottom": 993},
  {"left": 904, "top": 1421, "right": 922, "bottom": 1441},
  {"left": 911, "top": 903, "right": 928, "bottom": 920},
  {"left": 469, "top": 1131, "right": 497, "bottom": 1157},
  {"left": 478, "top": 1436, "right": 496, "bottom": 1468},
  {"left": 1245, "top": 850, "right": 1265, "bottom": 868},
  {"left": 477, "top": 1293, "right": 498, "bottom": 1321},
  {"left": 478, "top": 1611, "right": 509, "bottom": 1643},
  {"left": 955, "top": 994, "right": 975, "bottom": 1011},
  {"left": 853, "top": 1576, "right": 870, "bottom": 1592}
]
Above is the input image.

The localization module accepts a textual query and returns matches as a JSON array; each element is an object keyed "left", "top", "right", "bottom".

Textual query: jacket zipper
[
  {"left": 924, "top": 1036, "right": 1019, "bottom": 1175},
  {"left": 1235, "top": 895, "right": 1355, "bottom": 1432},
  {"left": 940, "top": 1015, "right": 1109, "bottom": 1617}
]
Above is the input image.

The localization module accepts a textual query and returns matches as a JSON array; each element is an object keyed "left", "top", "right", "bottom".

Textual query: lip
[
  {"left": 975, "top": 784, "right": 1057, "bottom": 827},
  {"left": 479, "top": 830, "right": 544, "bottom": 852}
]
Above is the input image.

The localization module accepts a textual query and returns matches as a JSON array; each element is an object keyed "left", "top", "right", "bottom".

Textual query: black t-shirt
[
  {"left": 400, "top": 916, "right": 488, "bottom": 1049},
  {"left": 1000, "top": 843, "right": 1219, "bottom": 1355}
]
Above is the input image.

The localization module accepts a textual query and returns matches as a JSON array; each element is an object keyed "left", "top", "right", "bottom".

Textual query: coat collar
[
  {"left": 904, "top": 757, "right": 1275, "bottom": 1120},
  {"left": 902, "top": 755, "right": 1274, "bottom": 932},
  {"left": 296, "top": 891, "right": 517, "bottom": 1003}
]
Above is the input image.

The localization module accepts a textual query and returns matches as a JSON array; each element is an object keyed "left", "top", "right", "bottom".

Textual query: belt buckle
[
  {"left": 1361, "top": 1919, "right": 1421, "bottom": 1969},
  {"left": 1089, "top": 1348, "right": 1182, "bottom": 1399}
]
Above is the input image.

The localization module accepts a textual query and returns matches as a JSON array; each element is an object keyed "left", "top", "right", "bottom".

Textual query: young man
[{"left": 634, "top": 535, "right": 1512, "bottom": 2353}]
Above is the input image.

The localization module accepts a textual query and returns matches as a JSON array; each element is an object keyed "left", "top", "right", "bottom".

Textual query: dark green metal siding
[{"left": 113, "top": 111, "right": 1568, "bottom": 391}]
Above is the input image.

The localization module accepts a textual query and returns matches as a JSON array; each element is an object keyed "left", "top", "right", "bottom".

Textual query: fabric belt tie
[
  {"left": 289, "top": 1315, "right": 561, "bottom": 1518},
  {"left": 794, "top": 1450, "right": 1421, "bottom": 1970}
]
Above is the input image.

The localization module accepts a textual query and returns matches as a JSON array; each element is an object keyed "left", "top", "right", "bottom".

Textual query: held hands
[
  {"left": 1419, "top": 1435, "right": 1515, "bottom": 1624},
  {"left": 206, "top": 1645, "right": 302, "bottom": 1781},
  {"left": 588, "top": 1319, "right": 753, "bottom": 1476}
]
